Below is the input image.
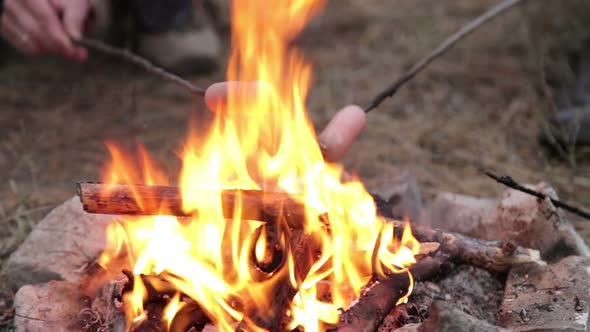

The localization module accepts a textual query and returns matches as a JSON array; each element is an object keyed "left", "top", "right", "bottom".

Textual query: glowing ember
[{"left": 96, "top": 0, "right": 419, "bottom": 331}]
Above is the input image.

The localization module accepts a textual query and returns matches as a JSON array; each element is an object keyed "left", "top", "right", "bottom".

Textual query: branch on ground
[{"left": 485, "top": 171, "right": 590, "bottom": 220}]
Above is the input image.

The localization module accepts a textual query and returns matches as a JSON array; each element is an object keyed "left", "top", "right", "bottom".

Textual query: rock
[
  {"left": 560, "top": 212, "right": 590, "bottom": 257},
  {"left": 13, "top": 281, "right": 85, "bottom": 332},
  {"left": 437, "top": 266, "right": 503, "bottom": 324},
  {"left": 2, "top": 196, "right": 114, "bottom": 290},
  {"left": 495, "top": 183, "right": 562, "bottom": 255},
  {"left": 378, "top": 266, "right": 502, "bottom": 331},
  {"left": 546, "top": 223, "right": 590, "bottom": 262},
  {"left": 418, "top": 301, "right": 509, "bottom": 332},
  {"left": 370, "top": 169, "right": 423, "bottom": 222},
  {"left": 497, "top": 256, "right": 590, "bottom": 331},
  {"left": 420, "top": 183, "right": 567, "bottom": 258},
  {"left": 394, "top": 323, "right": 421, "bottom": 331},
  {"left": 418, "top": 192, "right": 497, "bottom": 237}
]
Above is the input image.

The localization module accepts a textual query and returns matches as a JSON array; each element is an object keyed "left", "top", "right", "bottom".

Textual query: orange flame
[{"left": 97, "top": 0, "right": 420, "bottom": 330}]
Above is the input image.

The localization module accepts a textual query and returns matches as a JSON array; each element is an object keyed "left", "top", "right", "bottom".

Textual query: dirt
[{"left": 0, "top": 0, "right": 589, "bottom": 329}]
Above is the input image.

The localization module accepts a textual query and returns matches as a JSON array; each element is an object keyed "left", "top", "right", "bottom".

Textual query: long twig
[
  {"left": 364, "top": 0, "right": 526, "bottom": 112},
  {"left": 485, "top": 171, "right": 590, "bottom": 220},
  {"left": 73, "top": 37, "right": 206, "bottom": 96}
]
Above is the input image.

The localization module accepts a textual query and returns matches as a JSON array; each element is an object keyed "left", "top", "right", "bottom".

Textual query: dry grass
[{"left": 0, "top": 0, "right": 589, "bottom": 327}]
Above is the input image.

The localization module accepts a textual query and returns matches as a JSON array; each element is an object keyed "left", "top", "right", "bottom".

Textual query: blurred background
[{"left": 0, "top": 0, "right": 589, "bottom": 295}]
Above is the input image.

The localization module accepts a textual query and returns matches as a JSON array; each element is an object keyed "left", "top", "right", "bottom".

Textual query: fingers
[
  {"left": 318, "top": 105, "right": 366, "bottom": 162},
  {"left": 6, "top": 0, "right": 56, "bottom": 53},
  {"left": 22, "top": 0, "right": 70, "bottom": 54},
  {"left": 0, "top": 14, "right": 41, "bottom": 56},
  {"left": 0, "top": 0, "right": 91, "bottom": 60},
  {"left": 52, "top": 0, "right": 91, "bottom": 61}
]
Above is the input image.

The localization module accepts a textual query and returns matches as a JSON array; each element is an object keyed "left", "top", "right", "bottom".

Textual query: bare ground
[{"left": 0, "top": 0, "right": 589, "bottom": 328}]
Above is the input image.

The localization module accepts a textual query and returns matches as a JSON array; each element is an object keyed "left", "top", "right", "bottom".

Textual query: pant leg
[{"left": 131, "top": 0, "right": 193, "bottom": 33}]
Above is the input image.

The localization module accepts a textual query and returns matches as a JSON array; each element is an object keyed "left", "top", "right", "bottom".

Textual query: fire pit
[
  {"left": 25, "top": 1, "right": 427, "bottom": 330},
  {"left": 3, "top": 0, "right": 590, "bottom": 331}
]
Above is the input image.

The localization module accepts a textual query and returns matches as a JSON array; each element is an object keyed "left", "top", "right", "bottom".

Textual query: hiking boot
[{"left": 134, "top": 5, "right": 221, "bottom": 76}]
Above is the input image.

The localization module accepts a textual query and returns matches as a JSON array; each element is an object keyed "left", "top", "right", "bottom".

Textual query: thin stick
[
  {"left": 73, "top": 37, "right": 206, "bottom": 96},
  {"left": 485, "top": 171, "right": 590, "bottom": 220},
  {"left": 364, "top": 0, "right": 525, "bottom": 112}
]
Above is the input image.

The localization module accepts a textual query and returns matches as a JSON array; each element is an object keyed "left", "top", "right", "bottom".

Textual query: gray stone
[
  {"left": 495, "top": 183, "right": 562, "bottom": 255},
  {"left": 2, "top": 196, "right": 114, "bottom": 290},
  {"left": 437, "top": 266, "right": 503, "bottom": 324},
  {"left": 394, "top": 323, "right": 421, "bottom": 332},
  {"left": 370, "top": 169, "right": 423, "bottom": 222},
  {"left": 418, "top": 301, "right": 508, "bottom": 332},
  {"left": 547, "top": 223, "right": 590, "bottom": 262},
  {"left": 559, "top": 212, "right": 590, "bottom": 257},
  {"left": 418, "top": 192, "right": 497, "bottom": 237},
  {"left": 13, "top": 281, "right": 85, "bottom": 332},
  {"left": 420, "top": 183, "right": 569, "bottom": 257},
  {"left": 497, "top": 256, "right": 590, "bottom": 331}
]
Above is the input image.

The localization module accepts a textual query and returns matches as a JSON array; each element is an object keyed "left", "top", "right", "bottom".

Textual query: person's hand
[
  {"left": 0, "top": 0, "right": 92, "bottom": 61},
  {"left": 205, "top": 82, "right": 366, "bottom": 162}
]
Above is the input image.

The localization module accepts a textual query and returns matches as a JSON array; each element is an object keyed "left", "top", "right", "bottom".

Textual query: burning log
[
  {"left": 328, "top": 256, "right": 449, "bottom": 332},
  {"left": 397, "top": 221, "right": 545, "bottom": 273},
  {"left": 77, "top": 182, "right": 306, "bottom": 228},
  {"left": 78, "top": 183, "right": 543, "bottom": 274},
  {"left": 120, "top": 270, "right": 211, "bottom": 332},
  {"left": 237, "top": 229, "right": 321, "bottom": 331}
]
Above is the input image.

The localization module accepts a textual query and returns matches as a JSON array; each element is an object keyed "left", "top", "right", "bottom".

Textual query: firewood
[
  {"left": 327, "top": 256, "right": 448, "bottom": 332},
  {"left": 77, "top": 182, "right": 306, "bottom": 228},
  {"left": 389, "top": 220, "right": 545, "bottom": 274},
  {"left": 78, "top": 183, "right": 543, "bottom": 273},
  {"left": 236, "top": 230, "right": 320, "bottom": 331},
  {"left": 416, "top": 242, "right": 440, "bottom": 257}
]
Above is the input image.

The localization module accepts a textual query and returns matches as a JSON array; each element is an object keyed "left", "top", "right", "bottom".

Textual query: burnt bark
[
  {"left": 78, "top": 182, "right": 543, "bottom": 274},
  {"left": 328, "top": 256, "right": 448, "bottom": 332},
  {"left": 237, "top": 230, "right": 320, "bottom": 332},
  {"left": 77, "top": 182, "right": 306, "bottom": 228},
  {"left": 397, "top": 220, "right": 545, "bottom": 273}
]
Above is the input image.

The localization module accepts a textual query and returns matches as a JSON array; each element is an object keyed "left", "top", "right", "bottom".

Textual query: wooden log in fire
[
  {"left": 389, "top": 220, "right": 545, "bottom": 273},
  {"left": 328, "top": 255, "right": 449, "bottom": 332},
  {"left": 77, "top": 182, "right": 306, "bottom": 228},
  {"left": 78, "top": 183, "right": 544, "bottom": 274},
  {"left": 237, "top": 229, "right": 321, "bottom": 331}
]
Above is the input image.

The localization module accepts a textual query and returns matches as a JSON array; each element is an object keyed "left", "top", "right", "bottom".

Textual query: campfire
[
  {"left": 5, "top": 0, "right": 590, "bottom": 332},
  {"left": 77, "top": 0, "right": 424, "bottom": 329}
]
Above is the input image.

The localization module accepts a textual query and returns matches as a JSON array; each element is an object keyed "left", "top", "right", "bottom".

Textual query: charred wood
[
  {"left": 388, "top": 220, "right": 545, "bottom": 274},
  {"left": 79, "top": 183, "right": 544, "bottom": 274},
  {"left": 77, "top": 182, "right": 306, "bottom": 228},
  {"left": 120, "top": 270, "right": 211, "bottom": 332},
  {"left": 237, "top": 230, "right": 321, "bottom": 332},
  {"left": 327, "top": 256, "right": 449, "bottom": 332}
]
